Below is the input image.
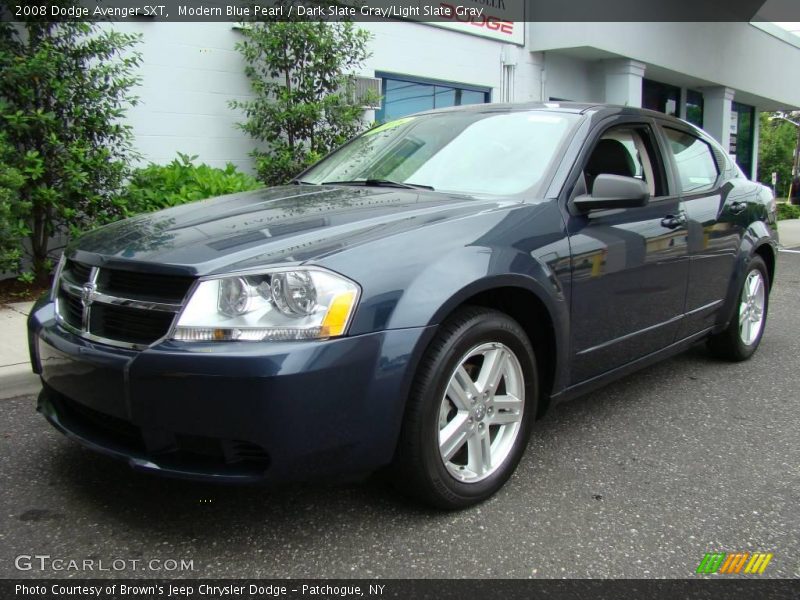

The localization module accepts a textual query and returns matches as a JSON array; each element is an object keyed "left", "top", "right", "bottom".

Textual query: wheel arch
[
  {"left": 453, "top": 287, "right": 558, "bottom": 417},
  {"left": 716, "top": 223, "right": 777, "bottom": 332},
  {"left": 424, "top": 276, "right": 567, "bottom": 417},
  {"left": 753, "top": 241, "right": 776, "bottom": 290}
]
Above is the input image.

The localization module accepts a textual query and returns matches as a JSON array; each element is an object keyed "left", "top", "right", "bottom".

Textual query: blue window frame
[
  {"left": 643, "top": 79, "right": 680, "bottom": 118},
  {"left": 731, "top": 101, "right": 755, "bottom": 179},
  {"left": 375, "top": 73, "right": 491, "bottom": 123}
]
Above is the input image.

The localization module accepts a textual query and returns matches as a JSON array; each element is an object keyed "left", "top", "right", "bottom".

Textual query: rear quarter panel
[{"left": 715, "top": 182, "right": 778, "bottom": 331}]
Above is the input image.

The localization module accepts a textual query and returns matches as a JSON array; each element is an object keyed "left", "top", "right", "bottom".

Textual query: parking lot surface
[{"left": 1, "top": 253, "right": 798, "bottom": 579}]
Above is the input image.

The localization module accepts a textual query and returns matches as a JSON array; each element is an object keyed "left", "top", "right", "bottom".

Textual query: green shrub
[
  {"left": 1, "top": 19, "right": 141, "bottom": 283},
  {"left": 0, "top": 132, "right": 25, "bottom": 274},
  {"left": 231, "top": 16, "right": 375, "bottom": 186},
  {"left": 118, "top": 153, "right": 262, "bottom": 216},
  {"left": 777, "top": 202, "right": 800, "bottom": 221}
]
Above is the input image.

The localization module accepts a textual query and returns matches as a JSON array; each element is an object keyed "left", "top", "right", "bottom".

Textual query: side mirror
[{"left": 574, "top": 174, "right": 650, "bottom": 211}]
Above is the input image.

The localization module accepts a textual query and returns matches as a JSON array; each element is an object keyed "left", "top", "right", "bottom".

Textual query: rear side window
[{"left": 664, "top": 128, "right": 719, "bottom": 194}]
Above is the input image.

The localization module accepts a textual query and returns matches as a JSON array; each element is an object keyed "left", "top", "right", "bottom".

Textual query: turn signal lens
[{"left": 320, "top": 291, "right": 357, "bottom": 337}]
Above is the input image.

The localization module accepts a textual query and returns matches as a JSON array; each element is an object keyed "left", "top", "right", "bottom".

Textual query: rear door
[
  {"left": 658, "top": 124, "right": 747, "bottom": 338},
  {"left": 565, "top": 117, "right": 689, "bottom": 383}
]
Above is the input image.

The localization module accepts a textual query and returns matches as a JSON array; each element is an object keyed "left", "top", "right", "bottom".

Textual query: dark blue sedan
[{"left": 28, "top": 103, "right": 778, "bottom": 508}]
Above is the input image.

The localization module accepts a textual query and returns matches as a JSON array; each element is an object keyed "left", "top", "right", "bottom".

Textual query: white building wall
[
  {"left": 359, "top": 21, "right": 510, "bottom": 97},
  {"left": 115, "top": 20, "right": 531, "bottom": 172},
  {"left": 113, "top": 20, "right": 798, "bottom": 176},
  {"left": 539, "top": 52, "right": 601, "bottom": 102},
  {"left": 527, "top": 22, "right": 800, "bottom": 110},
  {"left": 115, "top": 22, "right": 254, "bottom": 172},
  {"left": 514, "top": 49, "right": 546, "bottom": 102}
]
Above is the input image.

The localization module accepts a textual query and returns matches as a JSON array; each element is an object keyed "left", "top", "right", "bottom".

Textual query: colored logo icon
[{"left": 696, "top": 552, "right": 773, "bottom": 574}]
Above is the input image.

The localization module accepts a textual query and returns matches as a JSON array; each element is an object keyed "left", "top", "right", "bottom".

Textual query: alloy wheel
[
  {"left": 739, "top": 269, "right": 766, "bottom": 345},
  {"left": 437, "top": 342, "right": 525, "bottom": 483}
]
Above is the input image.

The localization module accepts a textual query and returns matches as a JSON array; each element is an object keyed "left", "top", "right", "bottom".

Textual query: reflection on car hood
[{"left": 69, "top": 185, "right": 516, "bottom": 276}]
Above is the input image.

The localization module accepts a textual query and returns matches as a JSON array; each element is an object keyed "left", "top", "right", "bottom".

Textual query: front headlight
[{"left": 172, "top": 267, "right": 360, "bottom": 342}]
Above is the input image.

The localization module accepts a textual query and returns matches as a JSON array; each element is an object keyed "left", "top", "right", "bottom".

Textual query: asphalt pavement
[{"left": 1, "top": 253, "right": 799, "bottom": 579}]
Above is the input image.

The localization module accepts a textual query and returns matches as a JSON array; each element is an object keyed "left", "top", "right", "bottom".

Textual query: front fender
[
  {"left": 387, "top": 245, "right": 567, "bottom": 330},
  {"left": 384, "top": 242, "right": 571, "bottom": 396},
  {"left": 317, "top": 201, "right": 572, "bottom": 393}
]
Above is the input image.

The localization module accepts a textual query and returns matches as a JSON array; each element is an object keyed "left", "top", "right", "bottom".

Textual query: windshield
[{"left": 300, "top": 110, "right": 579, "bottom": 196}]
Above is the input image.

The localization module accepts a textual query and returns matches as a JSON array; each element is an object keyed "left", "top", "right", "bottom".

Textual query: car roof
[{"left": 413, "top": 101, "right": 693, "bottom": 129}]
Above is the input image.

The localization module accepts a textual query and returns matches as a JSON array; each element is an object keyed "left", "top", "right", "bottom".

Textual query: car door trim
[{"left": 575, "top": 313, "right": 683, "bottom": 356}]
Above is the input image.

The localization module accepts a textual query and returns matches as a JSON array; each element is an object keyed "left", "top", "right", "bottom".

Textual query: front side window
[
  {"left": 664, "top": 128, "right": 719, "bottom": 194},
  {"left": 583, "top": 126, "right": 664, "bottom": 196},
  {"left": 301, "top": 111, "right": 579, "bottom": 197}
]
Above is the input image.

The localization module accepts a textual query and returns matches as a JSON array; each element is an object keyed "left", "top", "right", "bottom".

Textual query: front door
[{"left": 566, "top": 119, "right": 689, "bottom": 383}]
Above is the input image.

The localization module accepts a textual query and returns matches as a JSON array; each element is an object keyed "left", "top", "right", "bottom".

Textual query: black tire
[
  {"left": 393, "top": 306, "right": 538, "bottom": 509},
  {"left": 707, "top": 255, "right": 770, "bottom": 362}
]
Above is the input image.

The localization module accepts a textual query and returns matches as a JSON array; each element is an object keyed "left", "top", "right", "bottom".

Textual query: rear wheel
[
  {"left": 393, "top": 307, "right": 538, "bottom": 509},
  {"left": 708, "top": 255, "right": 769, "bottom": 361}
]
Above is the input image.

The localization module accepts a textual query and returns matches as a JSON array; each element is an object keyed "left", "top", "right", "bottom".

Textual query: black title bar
[
  {"left": 2, "top": 0, "right": 799, "bottom": 23},
  {"left": 4, "top": 579, "right": 800, "bottom": 600}
]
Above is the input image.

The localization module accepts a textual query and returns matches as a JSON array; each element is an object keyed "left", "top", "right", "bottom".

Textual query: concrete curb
[
  {"left": 0, "top": 300, "right": 39, "bottom": 400},
  {"left": 778, "top": 218, "right": 800, "bottom": 249},
  {"left": 0, "top": 364, "right": 41, "bottom": 400}
]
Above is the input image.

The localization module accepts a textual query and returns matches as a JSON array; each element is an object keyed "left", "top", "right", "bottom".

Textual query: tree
[
  {"left": 757, "top": 111, "right": 799, "bottom": 199},
  {"left": 0, "top": 132, "right": 24, "bottom": 274},
  {"left": 0, "top": 12, "right": 141, "bottom": 283},
  {"left": 231, "top": 11, "right": 374, "bottom": 186}
]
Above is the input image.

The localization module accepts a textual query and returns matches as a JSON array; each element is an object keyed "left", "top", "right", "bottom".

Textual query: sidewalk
[
  {"left": 778, "top": 218, "right": 800, "bottom": 249},
  {"left": 0, "top": 301, "right": 40, "bottom": 400}
]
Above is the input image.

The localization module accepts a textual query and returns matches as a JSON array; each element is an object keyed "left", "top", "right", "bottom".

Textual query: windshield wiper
[
  {"left": 291, "top": 180, "right": 317, "bottom": 185},
  {"left": 321, "top": 179, "right": 434, "bottom": 191}
]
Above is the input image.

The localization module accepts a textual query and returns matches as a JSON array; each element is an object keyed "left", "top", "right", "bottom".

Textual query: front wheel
[
  {"left": 708, "top": 255, "right": 770, "bottom": 361},
  {"left": 393, "top": 307, "right": 538, "bottom": 509}
]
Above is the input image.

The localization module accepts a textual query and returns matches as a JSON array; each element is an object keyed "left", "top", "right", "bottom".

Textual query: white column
[
  {"left": 527, "top": 51, "right": 546, "bottom": 102},
  {"left": 701, "top": 86, "right": 735, "bottom": 149},
  {"left": 602, "top": 59, "right": 646, "bottom": 107},
  {"left": 500, "top": 45, "right": 518, "bottom": 103}
]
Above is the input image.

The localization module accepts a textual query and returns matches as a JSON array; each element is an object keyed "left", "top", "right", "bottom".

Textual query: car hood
[{"left": 69, "top": 185, "right": 517, "bottom": 276}]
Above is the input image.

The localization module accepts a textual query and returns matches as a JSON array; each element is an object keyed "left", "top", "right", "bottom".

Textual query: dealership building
[{"left": 118, "top": 16, "right": 800, "bottom": 182}]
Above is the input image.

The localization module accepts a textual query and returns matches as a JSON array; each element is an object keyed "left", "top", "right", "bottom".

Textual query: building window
[
  {"left": 375, "top": 73, "right": 490, "bottom": 122},
  {"left": 643, "top": 79, "right": 680, "bottom": 118},
  {"left": 731, "top": 101, "right": 755, "bottom": 179},
  {"left": 685, "top": 90, "right": 704, "bottom": 128}
]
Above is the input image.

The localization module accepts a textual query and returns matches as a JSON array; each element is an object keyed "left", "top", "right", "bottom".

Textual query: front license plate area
[{"left": 38, "top": 333, "right": 131, "bottom": 420}]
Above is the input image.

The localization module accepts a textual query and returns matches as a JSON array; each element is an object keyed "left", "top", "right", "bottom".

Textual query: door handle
[
  {"left": 660, "top": 214, "right": 686, "bottom": 229},
  {"left": 730, "top": 201, "right": 747, "bottom": 214}
]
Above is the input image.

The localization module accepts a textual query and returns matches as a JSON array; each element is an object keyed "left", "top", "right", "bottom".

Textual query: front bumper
[{"left": 28, "top": 299, "right": 432, "bottom": 483}]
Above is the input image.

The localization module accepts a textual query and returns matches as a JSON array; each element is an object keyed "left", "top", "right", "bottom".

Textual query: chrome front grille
[
  {"left": 55, "top": 259, "right": 195, "bottom": 348},
  {"left": 96, "top": 268, "right": 194, "bottom": 304}
]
